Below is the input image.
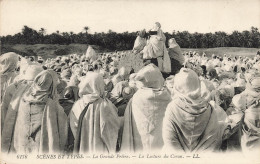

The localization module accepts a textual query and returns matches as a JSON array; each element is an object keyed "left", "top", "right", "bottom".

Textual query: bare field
[
  {"left": 1, "top": 44, "right": 110, "bottom": 59},
  {"left": 182, "top": 47, "right": 259, "bottom": 58},
  {"left": 1, "top": 44, "right": 258, "bottom": 58}
]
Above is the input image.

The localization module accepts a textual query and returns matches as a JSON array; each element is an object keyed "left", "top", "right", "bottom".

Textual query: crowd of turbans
[{"left": 1, "top": 22, "right": 260, "bottom": 155}]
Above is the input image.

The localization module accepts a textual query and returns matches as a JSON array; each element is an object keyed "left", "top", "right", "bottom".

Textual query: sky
[{"left": 0, "top": 0, "right": 260, "bottom": 36}]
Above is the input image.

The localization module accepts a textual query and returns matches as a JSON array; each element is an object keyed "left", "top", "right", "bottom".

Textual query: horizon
[
  {"left": 1, "top": 0, "right": 260, "bottom": 36},
  {"left": 1, "top": 25, "right": 260, "bottom": 37}
]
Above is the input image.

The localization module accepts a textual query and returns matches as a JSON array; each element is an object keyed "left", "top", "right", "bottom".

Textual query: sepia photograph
[{"left": 0, "top": 0, "right": 260, "bottom": 163}]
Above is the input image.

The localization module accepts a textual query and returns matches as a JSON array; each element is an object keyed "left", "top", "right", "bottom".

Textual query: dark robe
[{"left": 168, "top": 46, "right": 184, "bottom": 75}]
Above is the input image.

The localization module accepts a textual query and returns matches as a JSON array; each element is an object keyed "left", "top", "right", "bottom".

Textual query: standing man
[
  {"left": 142, "top": 22, "right": 171, "bottom": 74},
  {"left": 132, "top": 29, "right": 147, "bottom": 54},
  {"left": 168, "top": 38, "right": 185, "bottom": 75}
]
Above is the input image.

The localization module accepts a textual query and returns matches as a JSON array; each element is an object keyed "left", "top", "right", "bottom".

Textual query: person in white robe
[
  {"left": 69, "top": 72, "right": 120, "bottom": 153},
  {"left": 120, "top": 64, "right": 171, "bottom": 152},
  {"left": 162, "top": 68, "right": 227, "bottom": 153},
  {"left": 142, "top": 22, "right": 171, "bottom": 73},
  {"left": 85, "top": 46, "right": 98, "bottom": 63},
  {"left": 2, "top": 70, "right": 68, "bottom": 154},
  {"left": 133, "top": 29, "right": 147, "bottom": 54},
  {"left": 0, "top": 52, "right": 19, "bottom": 102}
]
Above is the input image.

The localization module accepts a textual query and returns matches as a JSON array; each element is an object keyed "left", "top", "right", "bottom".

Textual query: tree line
[{"left": 1, "top": 26, "right": 260, "bottom": 51}]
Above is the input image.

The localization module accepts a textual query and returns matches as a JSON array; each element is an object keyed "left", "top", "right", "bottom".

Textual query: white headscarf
[
  {"left": 151, "top": 22, "right": 166, "bottom": 42},
  {"left": 173, "top": 68, "right": 211, "bottom": 107},
  {"left": 23, "top": 64, "right": 44, "bottom": 81},
  {"left": 0, "top": 52, "right": 19, "bottom": 74},
  {"left": 85, "top": 46, "right": 98, "bottom": 63},
  {"left": 135, "top": 64, "right": 164, "bottom": 89},
  {"left": 78, "top": 72, "right": 105, "bottom": 102}
]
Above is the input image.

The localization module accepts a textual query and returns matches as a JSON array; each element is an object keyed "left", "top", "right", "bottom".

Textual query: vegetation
[
  {"left": 1, "top": 26, "right": 260, "bottom": 51},
  {"left": 1, "top": 44, "right": 111, "bottom": 59}
]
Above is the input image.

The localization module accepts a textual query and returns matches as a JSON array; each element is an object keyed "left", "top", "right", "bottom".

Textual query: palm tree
[
  {"left": 39, "top": 28, "right": 46, "bottom": 35},
  {"left": 70, "top": 31, "right": 74, "bottom": 43},
  {"left": 83, "top": 26, "right": 89, "bottom": 34},
  {"left": 38, "top": 28, "right": 46, "bottom": 43}
]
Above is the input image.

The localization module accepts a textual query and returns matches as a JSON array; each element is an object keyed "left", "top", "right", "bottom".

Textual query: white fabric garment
[
  {"left": 142, "top": 29, "right": 171, "bottom": 72},
  {"left": 70, "top": 72, "right": 120, "bottom": 153},
  {"left": 133, "top": 36, "right": 146, "bottom": 53},
  {"left": 85, "top": 46, "right": 98, "bottom": 63}
]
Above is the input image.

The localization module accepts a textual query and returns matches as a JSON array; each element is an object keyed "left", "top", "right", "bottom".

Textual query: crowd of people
[{"left": 1, "top": 22, "right": 260, "bottom": 155}]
